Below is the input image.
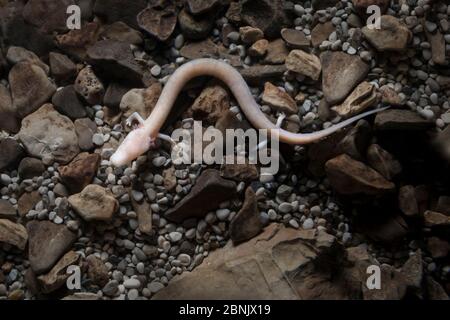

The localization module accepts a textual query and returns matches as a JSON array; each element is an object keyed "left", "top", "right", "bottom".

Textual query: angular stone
[
  {"left": 427, "top": 237, "right": 450, "bottom": 259},
  {"left": 374, "top": 109, "right": 434, "bottom": 131},
  {"left": 239, "top": 0, "right": 288, "bottom": 38},
  {"left": 0, "top": 219, "right": 28, "bottom": 250},
  {"left": 49, "top": 52, "right": 77, "bottom": 85},
  {"left": 240, "top": 65, "right": 286, "bottom": 86},
  {"left": 6, "top": 46, "right": 49, "bottom": 74},
  {"left": 286, "top": 50, "right": 322, "bottom": 81},
  {"left": 58, "top": 152, "right": 100, "bottom": 194},
  {"left": 424, "top": 211, "right": 450, "bottom": 228},
  {"left": 56, "top": 22, "right": 100, "bottom": 60},
  {"left": 229, "top": 187, "right": 262, "bottom": 244},
  {"left": 0, "top": 85, "right": 20, "bottom": 133},
  {"left": 425, "top": 276, "right": 449, "bottom": 300},
  {"left": 101, "top": 21, "right": 143, "bottom": 45},
  {"left": 19, "top": 104, "right": 80, "bottom": 164},
  {"left": 178, "top": 8, "right": 213, "bottom": 40},
  {"left": 191, "top": 84, "right": 230, "bottom": 125},
  {"left": 311, "top": 22, "right": 335, "bottom": 48},
  {"left": 239, "top": 26, "right": 264, "bottom": 45},
  {"left": 74, "top": 66, "right": 104, "bottom": 105},
  {"left": 18, "top": 191, "right": 41, "bottom": 217},
  {"left": 93, "top": 0, "right": 147, "bottom": 29},
  {"left": 220, "top": 157, "right": 259, "bottom": 182},
  {"left": 425, "top": 29, "right": 446, "bottom": 65},
  {"left": 120, "top": 83, "right": 162, "bottom": 120},
  {"left": 137, "top": 5, "right": 177, "bottom": 41},
  {"left": 131, "top": 197, "right": 153, "bottom": 236},
  {"left": 0, "top": 200, "right": 16, "bottom": 219},
  {"left": 104, "top": 83, "right": 132, "bottom": 109},
  {"left": 332, "top": 82, "right": 379, "bottom": 118},
  {"left": 337, "top": 119, "right": 372, "bottom": 161},
  {"left": 180, "top": 39, "right": 219, "bottom": 60},
  {"left": 18, "top": 158, "right": 45, "bottom": 180},
  {"left": 37, "top": 251, "right": 80, "bottom": 293},
  {"left": 398, "top": 185, "right": 419, "bottom": 217},
  {"left": 9, "top": 62, "right": 56, "bottom": 118},
  {"left": 325, "top": 154, "right": 395, "bottom": 195},
  {"left": 187, "top": 0, "right": 220, "bottom": 15},
  {"left": 68, "top": 184, "right": 118, "bottom": 222},
  {"left": 263, "top": 39, "right": 289, "bottom": 65},
  {"left": 363, "top": 215, "right": 409, "bottom": 243},
  {"left": 366, "top": 144, "right": 402, "bottom": 181},
  {"left": 281, "top": 28, "right": 310, "bottom": 49},
  {"left": 23, "top": 0, "right": 74, "bottom": 33},
  {"left": 262, "top": 82, "right": 298, "bottom": 114},
  {"left": 85, "top": 254, "right": 109, "bottom": 287},
  {"left": 166, "top": 169, "right": 236, "bottom": 223},
  {"left": 379, "top": 85, "right": 403, "bottom": 106},
  {"left": 27, "top": 221, "right": 77, "bottom": 274},
  {"left": 362, "top": 15, "right": 412, "bottom": 51},
  {"left": 52, "top": 86, "right": 87, "bottom": 119},
  {"left": 248, "top": 39, "right": 269, "bottom": 57},
  {"left": 321, "top": 51, "right": 369, "bottom": 105},
  {"left": 436, "top": 196, "right": 450, "bottom": 216},
  {"left": 74, "top": 118, "right": 97, "bottom": 151}
]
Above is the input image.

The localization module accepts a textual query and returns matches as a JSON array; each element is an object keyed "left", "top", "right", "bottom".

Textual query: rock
[
  {"left": 311, "top": 22, "right": 335, "bottom": 48},
  {"left": 9, "top": 62, "right": 56, "bottom": 118},
  {"left": 311, "top": 0, "right": 339, "bottom": 10},
  {"left": 187, "top": 0, "right": 220, "bottom": 15},
  {"left": 37, "top": 251, "right": 80, "bottom": 293},
  {"left": 220, "top": 157, "right": 259, "bottom": 182},
  {"left": 49, "top": 52, "right": 77, "bottom": 85},
  {"left": 240, "top": 65, "right": 287, "bottom": 87},
  {"left": 239, "top": 26, "right": 264, "bottom": 45},
  {"left": 400, "top": 250, "right": 423, "bottom": 290},
  {"left": 352, "top": 0, "right": 390, "bottom": 16},
  {"left": 18, "top": 191, "right": 41, "bottom": 217},
  {"left": 286, "top": 50, "right": 322, "bottom": 81},
  {"left": 230, "top": 187, "right": 262, "bottom": 244},
  {"left": 425, "top": 276, "right": 449, "bottom": 300},
  {"left": 366, "top": 144, "right": 402, "bottom": 181},
  {"left": 93, "top": 0, "right": 147, "bottom": 29},
  {"left": 337, "top": 120, "right": 372, "bottom": 161},
  {"left": 178, "top": 8, "right": 213, "bottom": 40},
  {"left": 87, "top": 40, "right": 147, "bottom": 86},
  {"left": 101, "top": 21, "right": 143, "bottom": 45},
  {"left": 379, "top": 85, "right": 403, "bottom": 106},
  {"left": 62, "top": 293, "right": 100, "bottom": 300},
  {"left": 0, "top": 85, "right": 20, "bottom": 133},
  {"left": 0, "top": 138, "right": 24, "bottom": 171},
  {"left": 321, "top": 51, "right": 369, "bottom": 105},
  {"left": 424, "top": 211, "right": 450, "bottom": 228},
  {"left": 23, "top": 0, "right": 74, "bottom": 33},
  {"left": 74, "top": 118, "right": 97, "bottom": 151},
  {"left": 281, "top": 28, "right": 310, "bottom": 49},
  {"left": 262, "top": 82, "right": 298, "bottom": 114},
  {"left": 191, "top": 84, "right": 230, "bottom": 125},
  {"left": 56, "top": 22, "right": 100, "bottom": 60},
  {"left": 325, "top": 154, "right": 395, "bottom": 195},
  {"left": 398, "top": 186, "right": 419, "bottom": 217},
  {"left": 166, "top": 169, "right": 236, "bottom": 222},
  {"left": 27, "top": 221, "right": 77, "bottom": 274},
  {"left": 0, "top": 219, "right": 28, "bottom": 250},
  {"left": 425, "top": 29, "right": 446, "bottom": 65},
  {"left": 68, "top": 184, "right": 118, "bottom": 222},
  {"left": 6, "top": 46, "right": 49, "bottom": 74},
  {"left": 74, "top": 66, "right": 104, "bottom": 105},
  {"left": 435, "top": 125, "right": 450, "bottom": 162},
  {"left": 363, "top": 215, "right": 409, "bottom": 243},
  {"left": 0, "top": 200, "right": 16, "bottom": 219},
  {"left": 180, "top": 39, "right": 219, "bottom": 60},
  {"left": 58, "top": 152, "right": 100, "bottom": 194},
  {"left": 120, "top": 83, "right": 162, "bottom": 120},
  {"left": 130, "top": 197, "right": 153, "bottom": 236},
  {"left": 248, "top": 39, "right": 269, "bottom": 57},
  {"left": 332, "top": 82, "right": 379, "bottom": 118},
  {"left": 52, "top": 86, "right": 87, "bottom": 119},
  {"left": 263, "top": 39, "right": 289, "bottom": 64},
  {"left": 427, "top": 237, "right": 450, "bottom": 259},
  {"left": 362, "top": 15, "right": 412, "bottom": 51},
  {"left": 374, "top": 109, "right": 434, "bottom": 131},
  {"left": 18, "top": 158, "right": 45, "bottom": 180},
  {"left": 162, "top": 167, "right": 177, "bottom": 192},
  {"left": 18, "top": 104, "right": 80, "bottom": 164},
  {"left": 436, "top": 196, "right": 450, "bottom": 216},
  {"left": 154, "top": 224, "right": 364, "bottom": 300},
  {"left": 239, "top": 0, "right": 288, "bottom": 38},
  {"left": 137, "top": 5, "right": 177, "bottom": 41},
  {"left": 86, "top": 255, "right": 109, "bottom": 287},
  {"left": 104, "top": 83, "right": 132, "bottom": 109}
]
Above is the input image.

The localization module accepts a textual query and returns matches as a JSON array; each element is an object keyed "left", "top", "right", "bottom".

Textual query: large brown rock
[
  {"left": 321, "top": 51, "right": 369, "bottom": 105},
  {"left": 137, "top": 5, "right": 177, "bottom": 41},
  {"left": 58, "top": 152, "right": 100, "bottom": 194},
  {"left": 331, "top": 81, "right": 379, "bottom": 118},
  {"left": 27, "top": 221, "right": 77, "bottom": 275},
  {"left": 239, "top": 64, "right": 287, "bottom": 86},
  {"left": 366, "top": 144, "right": 402, "bottom": 181},
  {"left": 262, "top": 82, "right": 298, "bottom": 114},
  {"left": 362, "top": 15, "right": 412, "bottom": 51},
  {"left": 37, "top": 251, "right": 81, "bottom": 293},
  {"left": 23, "top": 0, "right": 74, "bottom": 33},
  {"left": 0, "top": 219, "right": 28, "bottom": 250},
  {"left": 68, "top": 185, "right": 118, "bottom": 222},
  {"left": 18, "top": 104, "right": 80, "bottom": 164},
  {"left": 166, "top": 169, "right": 236, "bottom": 222},
  {"left": 0, "top": 84, "right": 20, "bottom": 133},
  {"left": 286, "top": 50, "right": 322, "bottom": 81},
  {"left": 325, "top": 154, "right": 395, "bottom": 195},
  {"left": 9, "top": 62, "right": 56, "bottom": 118},
  {"left": 375, "top": 109, "right": 434, "bottom": 131},
  {"left": 191, "top": 84, "right": 230, "bottom": 125},
  {"left": 56, "top": 22, "right": 100, "bottom": 60},
  {"left": 93, "top": 0, "right": 147, "bottom": 29}
]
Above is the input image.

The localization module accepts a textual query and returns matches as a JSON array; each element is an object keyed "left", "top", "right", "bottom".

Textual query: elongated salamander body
[{"left": 111, "top": 59, "right": 386, "bottom": 167}]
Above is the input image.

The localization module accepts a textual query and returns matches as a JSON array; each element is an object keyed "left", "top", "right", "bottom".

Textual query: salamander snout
[{"left": 110, "top": 127, "right": 154, "bottom": 167}]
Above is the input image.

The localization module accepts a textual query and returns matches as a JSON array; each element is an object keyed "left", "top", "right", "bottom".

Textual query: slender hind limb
[{"left": 126, "top": 112, "right": 146, "bottom": 128}]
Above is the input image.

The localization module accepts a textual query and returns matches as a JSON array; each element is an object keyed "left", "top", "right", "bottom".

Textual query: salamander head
[{"left": 110, "top": 127, "right": 157, "bottom": 167}]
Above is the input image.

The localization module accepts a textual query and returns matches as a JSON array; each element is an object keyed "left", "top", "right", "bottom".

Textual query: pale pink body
[{"left": 111, "top": 59, "right": 386, "bottom": 167}]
